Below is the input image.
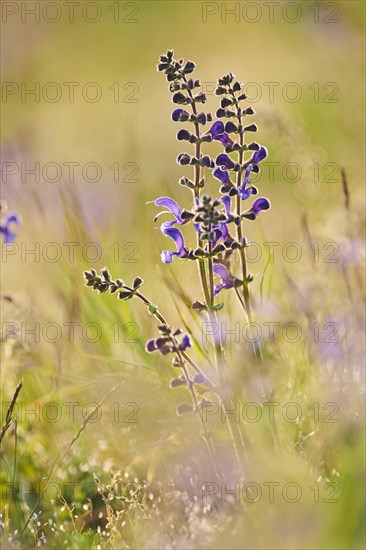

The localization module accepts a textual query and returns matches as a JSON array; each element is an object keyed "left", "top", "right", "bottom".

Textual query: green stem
[
  {"left": 127, "top": 287, "right": 216, "bottom": 387},
  {"left": 175, "top": 346, "right": 222, "bottom": 479},
  {"left": 233, "top": 92, "right": 263, "bottom": 361}
]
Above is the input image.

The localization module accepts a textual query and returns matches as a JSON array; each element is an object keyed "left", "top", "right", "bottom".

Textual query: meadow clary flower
[
  {"left": 213, "top": 264, "right": 236, "bottom": 296},
  {"left": 242, "top": 197, "right": 271, "bottom": 220},
  {"left": 160, "top": 223, "right": 188, "bottom": 263},
  {"left": 179, "top": 334, "right": 191, "bottom": 351},
  {"left": 209, "top": 121, "right": 231, "bottom": 146},
  {"left": 152, "top": 197, "right": 194, "bottom": 228},
  {"left": 153, "top": 197, "right": 185, "bottom": 226},
  {"left": 146, "top": 333, "right": 191, "bottom": 354},
  {"left": 217, "top": 196, "right": 232, "bottom": 241},
  {"left": 171, "top": 108, "right": 189, "bottom": 122},
  {"left": 252, "top": 146, "right": 267, "bottom": 164},
  {"left": 213, "top": 167, "right": 230, "bottom": 184},
  {"left": 216, "top": 153, "right": 235, "bottom": 170},
  {"left": 238, "top": 165, "right": 257, "bottom": 200},
  {"left": 0, "top": 212, "right": 20, "bottom": 244}
]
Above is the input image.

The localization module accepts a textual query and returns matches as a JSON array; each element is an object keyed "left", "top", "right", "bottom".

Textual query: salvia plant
[{"left": 83, "top": 50, "right": 271, "bottom": 478}]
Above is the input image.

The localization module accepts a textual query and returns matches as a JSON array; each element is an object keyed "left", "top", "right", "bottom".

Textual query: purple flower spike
[
  {"left": 213, "top": 264, "right": 234, "bottom": 297},
  {"left": 154, "top": 197, "right": 184, "bottom": 226},
  {"left": 0, "top": 211, "right": 20, "bottom": 244},
  {"left": 160, "top": 224, "right": 187, "bottom": 263},
  {"left": 252, "top": 146, "right": 268, "bottom": 164}
]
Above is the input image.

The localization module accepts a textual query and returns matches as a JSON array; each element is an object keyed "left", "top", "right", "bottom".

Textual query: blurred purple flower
[
  {"left": 0, "top": 212, "right": 20, "bottom": 244},
  {"left": 213, "top": 264, "right": 235, "bottom": 297},
  {"left": 179, "top": 334, "right": 191, "bottom": 351},
  {"left": 146, "top": 339, "right": 157, "bottom": 352}
]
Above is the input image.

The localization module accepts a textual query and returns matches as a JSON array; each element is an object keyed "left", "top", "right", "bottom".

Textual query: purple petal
[
  {"left": 171, "top": 109, "right": 184, "bottom": 122},
  {"left": 161, "top": 250, "right": 175, "bottom": 263},
  {"left": 212, "top": 227, "right": 223, "bottom": 246},
  {"left": 213, "top": 264, "right": 231, "bottom": 285},
  {"left": 243, "top": 165, "right": 253, "bottom": 187},
  {"left": 1, "top": 228, "right": 16, "bottom": 244},
  {"left": 177, "top": 129, "right": 190, "bottom": 141},
  {"left": 216, "top": 133, "right": 230, "bottom": 146},
  {"left": 213, "top": 168, "right": 229, "bottom": 184},
  {"left": 214, "top": 283, "right": 225, "bottom": 297},
  {"left": 177, "top": 153, "right": 191, "bottom": 165},
  {"left": 155, "top": 197, "right": 182, "bottom": 222},
  {"left": 197, "top": 112, "right": 207, "bottom": 125},
  {"left": 252, "top": 197, "right": 271, "bottom": 215},
  {"left": 252, "top": 146, "right": 267, "bottom": 164},
  {"left": 238, "top": 166, "right": 254, "bottom": 200},
  {"left": 216, "top": 154, "right": 233, "bottom": 169},
  {"left": 209, "top": 121, "right": 225, "bottom": 139},
  {"left": 161, "top": 225, "right": 185, "bottom": 254},
  {"left": 3, "top": 212, "right": 20, "bottom": 225},
  {"left": 221, "top": 196, "right": 231, "bottom": 216},
  {"left": 1, "top": 211, "right": 20, "bottom": 244},
  {"left": 218, "top": 222, "right": 229, "bottom": 241},
  {"left": 179, "top": 334, "right": 192, "bottom": 351},
  {"left": 201, "top": 155, "right": 212, "bottom": 167},
  {"left": 238, "top": 187, "right": 253, "bottom": 200},
  {"left": 146, "top": 339, "right": 157, "bottom": 352}
]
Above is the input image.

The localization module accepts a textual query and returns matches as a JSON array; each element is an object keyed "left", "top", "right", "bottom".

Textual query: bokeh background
[{"left": 1, "top": 1, "right": 365, "bottom": 548}]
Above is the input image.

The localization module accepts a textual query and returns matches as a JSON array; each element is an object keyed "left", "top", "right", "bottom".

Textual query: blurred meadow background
[{"left": 1, "top": 1, "right": 365, "bottom": 548}]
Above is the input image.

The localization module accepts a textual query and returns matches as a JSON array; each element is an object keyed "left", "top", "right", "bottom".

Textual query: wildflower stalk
[
  {"left": 231, "top": 86, "right": 263, "bottom": 361},
  {"left": 174, "top": 346, "right": 222, "bottom": 478},
  {"left": 179, "top": 69, "right": 226, "bottom": 376},
  {"left": 158, "top": 54, "right": 251, "bottom": 469},
  {"left": 128, "top": 286, "right": 216, "bottom": 383},
  {"left": 130, "top": 287, "right": 220, "bottom": 386},
  {"left": 84, "top": 269, "right": 223, "bottom": 477}
]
